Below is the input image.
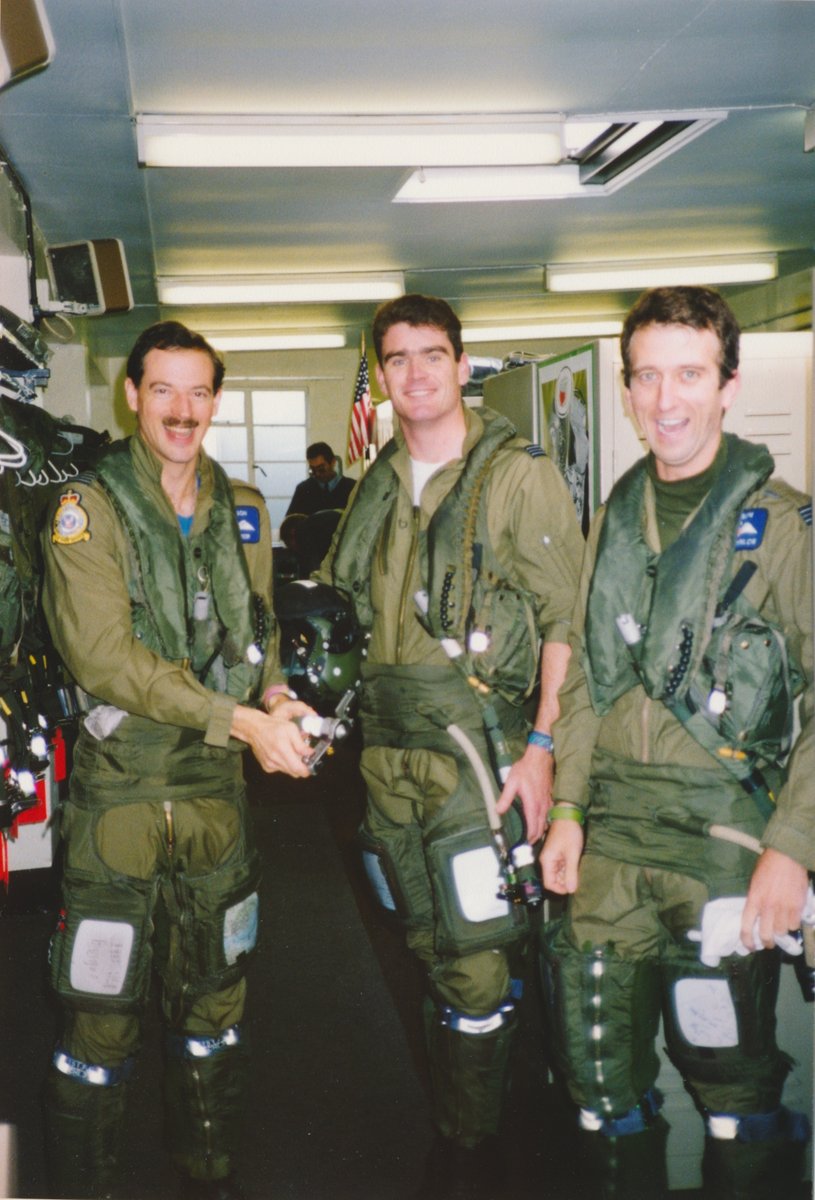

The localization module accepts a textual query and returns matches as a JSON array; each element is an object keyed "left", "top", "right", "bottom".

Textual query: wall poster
[{"left": 538, "top": 343, "right": 598, "bottom": 536}]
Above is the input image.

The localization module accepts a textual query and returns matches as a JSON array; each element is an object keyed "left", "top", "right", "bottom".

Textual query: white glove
[{"left": 687, "top": 888, "right": 815, "bottom": 968}]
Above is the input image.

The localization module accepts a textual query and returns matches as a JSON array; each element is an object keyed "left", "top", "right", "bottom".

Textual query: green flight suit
[
  {"left": 40, "top": 434, "right": 281, "bottom": 1197},
  {"left": 321, "top": 405, "right": 583, "bottom": 1146},
  {"left": 545, "top": 436, "right": 813, "bottom": 1198}
]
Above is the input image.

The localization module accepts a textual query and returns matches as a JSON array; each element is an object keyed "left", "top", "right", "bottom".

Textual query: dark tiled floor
[{"left": 3, "top": 744, "right": 808, "bottom": 1199}]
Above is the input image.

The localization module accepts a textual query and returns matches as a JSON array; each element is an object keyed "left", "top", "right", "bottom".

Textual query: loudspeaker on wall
[{"left": 0, "top": 0, "right": 55, "bottom": 90}]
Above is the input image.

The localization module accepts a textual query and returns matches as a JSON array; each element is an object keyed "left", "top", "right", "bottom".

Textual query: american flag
[{"left": 347, "top": 342, "right": 374, "bottom": 464}]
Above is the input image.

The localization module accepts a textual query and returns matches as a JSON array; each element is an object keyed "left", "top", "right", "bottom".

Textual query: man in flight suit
[
  {"left": 40, "top": 321, "right": 313, "bottom": 1200},
  {"left": 320, "top": 294, "right": 583, "bottom": 1197},
  {"left": 541, "top": 286, "right": 813, "bottom": 1199}
]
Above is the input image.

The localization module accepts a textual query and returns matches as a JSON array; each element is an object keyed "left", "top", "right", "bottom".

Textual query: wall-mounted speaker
[
  {"left": 0, "top": 0, "right": 55, "bottom": 90},
  {"left": 45, "top": 238, "right": 134, "bottom": 316}
]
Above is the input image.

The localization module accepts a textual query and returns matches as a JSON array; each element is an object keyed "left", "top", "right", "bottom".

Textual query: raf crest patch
[
  {"left": 734, "top": 507, "right": 768, "bottom": 551},
  {"left": 235, "top": 505, "right": 261, "bottom": 544},
  {"left": 51, "top": 490, "right": 90, "bottom": 545}
]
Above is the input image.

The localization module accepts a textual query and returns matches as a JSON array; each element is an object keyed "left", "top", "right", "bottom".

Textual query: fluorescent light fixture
[
  {"left": 462, "top": 320, "right": 623, "bottom": 343},
  {"left": 157, "top": 272, "right": 405, "bottom": 305},
  {"left": 137, "top": 113, "right": 563, "bottom": 168},
  {"left": 394, "top": 165, "right": 588, "bottom": 203},
  {"left": 208, "top": 332, "right": 346, "bottom": 351},
  {"left": 546, "top": 255, "right": 778, "bottom": 292}
]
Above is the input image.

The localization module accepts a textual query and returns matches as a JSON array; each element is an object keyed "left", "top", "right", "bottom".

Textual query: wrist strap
[
  {"left": 527, "top": 729, "right": 554, "bottom": 753},
  {"left": 549, "top": 804, "right": 585, "bottom": 825}
]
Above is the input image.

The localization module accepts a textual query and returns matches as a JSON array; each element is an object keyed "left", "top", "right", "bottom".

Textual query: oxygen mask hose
[{"left": 446, "top": 721, "right": 542, "bottom": 909}]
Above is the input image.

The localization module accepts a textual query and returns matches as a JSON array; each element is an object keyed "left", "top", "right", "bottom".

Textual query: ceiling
[{"left": 0, "top": 0, "right": 814, "bottom": 361}]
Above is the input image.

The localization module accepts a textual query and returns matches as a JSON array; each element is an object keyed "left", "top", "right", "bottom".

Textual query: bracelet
[
  {"left": 527, "top": 729, "right": 554, "bottom": 753},
  {"left": 548, "top": 804, "right": 585, "bottom": 825}
]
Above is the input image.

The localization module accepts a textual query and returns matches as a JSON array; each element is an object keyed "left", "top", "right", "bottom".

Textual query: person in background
[
  {"left": 40, "top": 320, "right": 313, "bottom": 1200},
  {"left": 541, "top": 286, "right": 813, "bottom": 1200},
  {"left": 319, "top": 294, "right": 583, "bottom": 1198},
  {"left": 284, "top": 441, "right": 355, "bottom": 519}
]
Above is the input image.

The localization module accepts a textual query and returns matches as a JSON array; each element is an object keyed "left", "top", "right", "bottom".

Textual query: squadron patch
[
  {"left": 52, "top": 490, "right": 90, "bottom": 545},
  {"left": 734, "top": 507, "right": 768, "bottom": 551},
  {"left": 235, "top": 504, "right": 260, "bottom": 544}
]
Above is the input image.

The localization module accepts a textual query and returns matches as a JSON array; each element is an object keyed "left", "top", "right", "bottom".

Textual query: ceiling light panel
[
  {"left": 209, "top": 333, "right": 346, "bottom": 351},
  {"left": 137, "top": 114, "right": 563, "bottom": 168},
  {"left": 463, "top": 320, "right": 623, "bottom": 342},
  {"left": 394, "top": 165, "right": 588, "bottom": 203},
  {"left": 157, "top": 272, "right": 405, "bottom": 305},
  {"left": 546, "top": 255, "right": 778, "bottom": 292}
]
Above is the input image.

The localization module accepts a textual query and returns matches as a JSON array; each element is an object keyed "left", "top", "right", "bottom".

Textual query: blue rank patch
[
  {"left": 236, "top": 505, "right": 260, "bottom": 544},
  {"left": 798, "top": 501, "right": 812, "bottom": 527},
  {"left": 524, "top": 443, "right": 546, "bottom": 458},
  {"left": 734, "top": 507, "right": 768, "bottom": 550}
]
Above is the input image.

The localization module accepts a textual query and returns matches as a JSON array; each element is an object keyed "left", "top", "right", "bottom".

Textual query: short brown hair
[
  {"left": 126, "top": 321, "right": 225, "bottom": 392},
  {"left": 621, "top": 286, "right": 740, "bottom": 388},
  {"left": 372, "top": 294, "right": 463, "bottom": 364}
]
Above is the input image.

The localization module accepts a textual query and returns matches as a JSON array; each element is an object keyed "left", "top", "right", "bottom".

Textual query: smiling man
[
  {"left": 40, "top": 321, "right": 312, "bottom": 1200},
  {"left": 541, "top": 287, "right": 813, "bottom": 1199},
  {"left": 320, "top": 294, "right": 583, "bottom": 1197}
]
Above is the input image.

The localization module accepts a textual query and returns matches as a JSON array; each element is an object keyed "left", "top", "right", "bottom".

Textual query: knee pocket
[{"left": 662, "top": 945, "right": 790, "bottom": 1097}]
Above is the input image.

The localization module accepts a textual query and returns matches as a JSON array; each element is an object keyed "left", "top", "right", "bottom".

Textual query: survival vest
[
  {"left": 331, "top": 408, "right": 542, "bottom": 704},
  {"left": 91, "top": 439, "right": 265, "bottom": 703},
  {"left": 583, "top": 434, "right": 803, "bottom": 783}
]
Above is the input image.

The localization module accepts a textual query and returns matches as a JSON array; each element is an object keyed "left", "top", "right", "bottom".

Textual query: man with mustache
[{"left": 40, "top": 321, "right": 313, "bottom": 1200}]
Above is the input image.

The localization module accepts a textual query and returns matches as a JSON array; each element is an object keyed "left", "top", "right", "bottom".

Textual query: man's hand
[
  {"left": 541, "top": 819, "right": 584, "bottom": 894},
  {"left": 496, "top": 744, "right": 554, "bottom": 844},
  {"left": 740, "top": 847, "right": 809, "bottom": 951},
  {"left": 231, "top": 699, "right": 314, "bottom": 778}
]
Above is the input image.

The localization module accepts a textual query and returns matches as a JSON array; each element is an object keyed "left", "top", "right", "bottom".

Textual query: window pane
[
  {"left": 253, "top": 461, "right": 303, "bottom": 501},
  {"left": 203, "top": 426, "right": 248, "bottom": 462},
  {"left": 252, "top": 390, "right": 306, "bottom": 424},
  {"left": 254, "top": 426, "right": 305, "bottom": 460},
  {"left": 212, "top": 392, "right": 245, "bottom": 423},
  {"left": 268, "top": 496, "right": 291, "bottom": 534}
]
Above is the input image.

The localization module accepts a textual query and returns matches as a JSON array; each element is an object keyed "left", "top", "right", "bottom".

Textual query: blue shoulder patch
[
  {"left": 798, "top": 501, "right": 812, "bottom": 527},
  {"left": 236, "top": 504, "right": 261, "bottom": 544},
  {"left": 524, "top": 443, "right": 546, "bottom": 459},
  {"left": 734, "top": 507, "right": 768, "bottom": 551}
]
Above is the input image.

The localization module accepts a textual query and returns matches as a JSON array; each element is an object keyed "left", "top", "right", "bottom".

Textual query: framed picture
[{"left": 538, "top": 343, "right": 598, "bottom": 536}]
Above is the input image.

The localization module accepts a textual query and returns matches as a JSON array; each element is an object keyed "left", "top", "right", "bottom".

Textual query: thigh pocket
[
  {"left": 171, "top": 848, "right": 263, "bottom": 998},
  {"left": 424, "top": 816, "right": 528, "bottom": 957},
  {"left": 49, "top": 873, "right": 157, "bottom": 1013}
]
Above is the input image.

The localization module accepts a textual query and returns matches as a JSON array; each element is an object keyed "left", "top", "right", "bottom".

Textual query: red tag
[{"left": 52, "top": 727, "right": 67, "bottom": 783}]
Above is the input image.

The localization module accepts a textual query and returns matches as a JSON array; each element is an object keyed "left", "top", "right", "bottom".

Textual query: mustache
[{"left": 162, "top": 418, "right": 199, "bottom": 430}]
